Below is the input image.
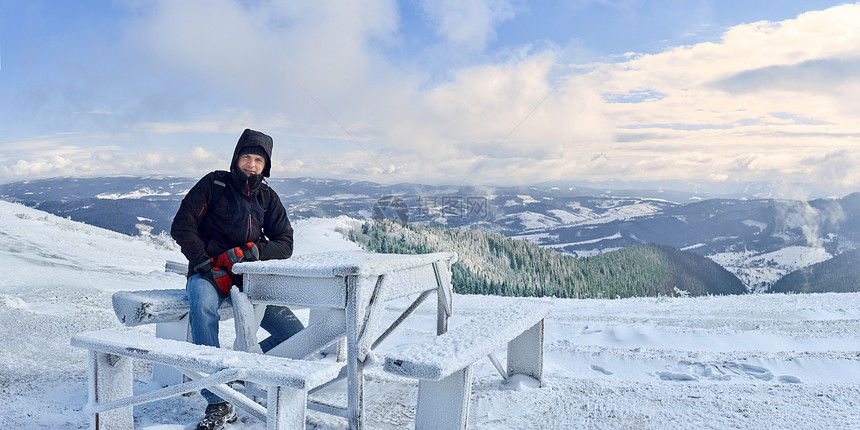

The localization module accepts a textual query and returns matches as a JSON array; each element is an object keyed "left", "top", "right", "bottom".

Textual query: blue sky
[{"left": 1, "top": 0, "right": 859, "bottom": 197}]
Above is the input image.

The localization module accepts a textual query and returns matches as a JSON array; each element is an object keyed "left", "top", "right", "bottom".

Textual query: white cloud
[
  {"left": 93, "top": 152, "right": 114, "bottom": 163},
  {"left": 419, "top": 0, "right": 517, "bottom": 50},
  {"left": 577, "top": 3, "right": 860, "bottom": 193},
  {"left": 0, "top": 132, "right": 221, "bottom": 182},
  {"left": 140, "top": 152, "right": 168, "bottom": 167},
  {"left": 124, "top": 0, "right": 405, "bottom": 116},
  {"left": 0, "top": 133, "right": 128, "bottom": 181},
  {"left": 398, "top": 54, "right": 613, "bottom": 183},
  {"left": 4, "top": 159, "right": 61, "bottom": 177},
  {"left": 119, "top": 0, "right": 614, "bottom": 185},
  {"left": 189, "top": 147, "right": 215, "bottom": 163}
]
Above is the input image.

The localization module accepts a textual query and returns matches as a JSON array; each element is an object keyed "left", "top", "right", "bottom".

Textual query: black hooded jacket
[{"left": 171, "top": 129, "right": 294, "bottom": 281}]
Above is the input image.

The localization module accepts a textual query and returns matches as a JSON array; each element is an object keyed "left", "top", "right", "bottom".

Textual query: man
[{"left": 171, "top": 129, "right": 304, "bottom": 430}]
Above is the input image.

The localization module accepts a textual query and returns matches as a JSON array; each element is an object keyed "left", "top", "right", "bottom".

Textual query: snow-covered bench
[
  {"left": 111, "top": 287, "right": 235, "bottom": 387},
  {"left": 113, "top": 261, "right": 234, "bottom": 333},
  {"left": 112, "top": 287, "right": 236, "bottom": 327},
  {"left": 383, "top": 299, "right": 554, "bottom": 429},
  {"left": 112, "top": 261, "right": 242, "bottom": 387},
  {"left": 71, "top": 328, "right": 342, "bottom": 430},
  {"left": 112, "top": 261, "right": 344, "bottom": 387}
]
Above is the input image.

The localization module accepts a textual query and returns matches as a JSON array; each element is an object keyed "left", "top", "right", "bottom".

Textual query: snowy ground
[{"left": 1, "top": 200, "right": 859, "bottom": 429}]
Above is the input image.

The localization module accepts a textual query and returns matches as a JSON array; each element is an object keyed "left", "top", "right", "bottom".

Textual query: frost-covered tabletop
[{"left": 232, "top": 250, "right": 458, "bottom": 278}]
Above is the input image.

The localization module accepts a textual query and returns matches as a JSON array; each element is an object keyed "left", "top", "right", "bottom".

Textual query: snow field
[{"left": 0, "top": 200, "right": 858, "bottom": 429}]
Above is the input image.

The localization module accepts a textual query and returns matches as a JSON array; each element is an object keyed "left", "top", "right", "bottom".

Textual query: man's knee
[{"left": 187, "top": 275, "right": 221, "bottom": 315}]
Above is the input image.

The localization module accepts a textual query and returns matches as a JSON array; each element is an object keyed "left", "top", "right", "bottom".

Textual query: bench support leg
[
  {"left": 507, "top": 320, "right": 545, "bottom": 386},
  {"left": 267, "top": 385, "right": 308, "bottom": 430},
  {"left": 89, "top": 351, "right": 133, "bottom": 430},
  {"left": 415, "top": 364, "right": 473, "bottom": 430},
  {"left": 311, "top": 308, "right": 346, "bottom": 361},
  {"left": 151, "top": 320, "right": 190, "bottom": 387},
  {"left": 267, "top": 309, "right": 346, "bottom": 360}
]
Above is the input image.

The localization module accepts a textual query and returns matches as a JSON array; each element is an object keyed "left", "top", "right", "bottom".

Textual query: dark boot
[{"left": 196, "top": 402, "right": 237, "bottom": 430}]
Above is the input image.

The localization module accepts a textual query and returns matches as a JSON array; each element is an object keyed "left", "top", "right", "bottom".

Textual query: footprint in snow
[
  {"left": 590, "top": 365, "right": 613, "bottom": 375},
  {"left": 735, "top": 363, "right": 774, "bottom": 381},
  {"left": 579, "top": 325, "right": 602, "bottom": 334},
  {"left": 656, "top": 371, "right": 697, "bottom": 381},
  {"left": 708, "top": 362, "right": 775, "bottom": 381},
  {"left": 777, "top": 375, "right": 802, "bottom": 384}
]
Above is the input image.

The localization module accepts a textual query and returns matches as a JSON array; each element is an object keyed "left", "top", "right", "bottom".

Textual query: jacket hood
[{"left": 230, "top": 129, "right": 273, "bottom": 177}]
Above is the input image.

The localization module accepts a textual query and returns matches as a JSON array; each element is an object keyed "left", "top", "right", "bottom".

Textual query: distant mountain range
[{"left": 3, "top": 175, "right": 859, "bottom": 292}]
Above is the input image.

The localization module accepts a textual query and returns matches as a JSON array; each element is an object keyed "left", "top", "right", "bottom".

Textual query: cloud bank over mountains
[{"left": 2, "top": 1, "right": 859, "bottom": 197}]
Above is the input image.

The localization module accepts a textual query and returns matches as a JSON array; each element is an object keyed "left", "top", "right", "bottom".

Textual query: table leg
[
  {"left": 437, "top": 298, "right": 449, "bottom": 335},
  {"left": 346, "top": 352, "right": 364, "bottom": 430},
  {"left": 433, "top": 262, "right": 452, "bottom": 335},
  {"left": 345, "top": 275, "right": 365, "bottom": 430}
]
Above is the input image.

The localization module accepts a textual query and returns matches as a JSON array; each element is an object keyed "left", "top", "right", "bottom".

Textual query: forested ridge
[
  {"left": 346, "top": 220, "right": 745, "bottom": 299},
  {"left": 770, "top": 249, "right": 860, "bottom": 293}
]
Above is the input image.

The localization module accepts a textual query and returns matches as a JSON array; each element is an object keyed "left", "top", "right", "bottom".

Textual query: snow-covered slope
[
  {"left": 0, "top": 200, "right": 858, "bottom": 429},
  {"left": 709, "top": 246, "right": 833, "bottom": 291}
]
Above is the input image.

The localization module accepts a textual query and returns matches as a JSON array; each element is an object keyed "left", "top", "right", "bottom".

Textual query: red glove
[
  {"left": 214, "top": 242, "right": 259, "bottom": 272},
  {"left": 215, "top": 247, "right": 245, "bottom": 272},
  {"left": 202, "top": 266, "right": 233, "bottom": 296}
]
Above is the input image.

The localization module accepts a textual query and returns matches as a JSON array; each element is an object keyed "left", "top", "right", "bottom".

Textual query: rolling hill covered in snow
[
  {"left": 771, "top": 248, "right": 860, "bottom": 294},
  {"left": 1, "top": 200, "right": 859, "bottom": 429}
]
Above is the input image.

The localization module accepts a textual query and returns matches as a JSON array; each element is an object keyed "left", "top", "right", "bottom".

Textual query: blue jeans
[{"left": 186, "top": 274, "right": 305, "bottom": 404}]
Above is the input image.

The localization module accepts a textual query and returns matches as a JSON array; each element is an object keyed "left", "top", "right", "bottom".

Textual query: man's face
[{"left": 238, "top": 153, "right": 266, "bottom": 176}]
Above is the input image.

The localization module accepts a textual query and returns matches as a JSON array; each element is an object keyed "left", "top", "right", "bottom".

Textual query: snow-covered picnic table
[{"left": 231, "top": 250, "right": 458, "bottom": 430}]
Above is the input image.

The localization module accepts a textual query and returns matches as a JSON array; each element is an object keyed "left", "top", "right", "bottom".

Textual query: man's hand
[
  {"left": 242, "top": 242, "right": 260, "bottom": 262},
  {"left": 214, "top": 247, "right": 244, "bottom": 272},
  {"left": 214, "top": 243, "right": 260, "bottom": 272},
  {"left": 202, "top": 266, "right": 233, "bottom": 296}
]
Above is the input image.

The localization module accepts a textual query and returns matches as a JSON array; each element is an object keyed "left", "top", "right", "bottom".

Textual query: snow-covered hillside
[
  {"left": 1, "top": 200, "right": 859, "bottom": 429},
  {"left": 709, "top": 246, "right": 834, "bottom": 291}
]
